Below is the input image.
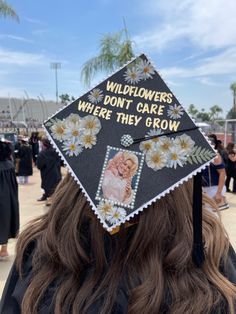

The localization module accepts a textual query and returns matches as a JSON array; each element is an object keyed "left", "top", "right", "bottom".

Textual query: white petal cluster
[
  {"left": 51, "top": 119, "right": 68, "bottom": 141},
  {"left": 146, "top": 150, "right": 167, "bottom": 171},
  {"left": 50, "top": 114, "right": 101, "bottom": 157},
  {"left": 98, "top": 201, "right": 127, "bottom": 225},
  {"left": 140, "top": 131, "right": 196, "bottom": 171},
  {"left": 123, "top": 67, "right": 142, "bottom": 84},
  {"left": 136, "top": 59, "right": 155, "bottom": 80},
  {"left": 88, "top": 88, "right": 104, "bottom": 104},
  {"left": 81, "top": 115, "right": 101, "bottom": 135},
  {"left": 173, "top": 133, "right": 195, "bottom": 154},
  {"left": 167, "top": 104, "right": 184, "bottom": 120},
  {"left": 124, "top": 58, "right": 155, "bottom": 84}
]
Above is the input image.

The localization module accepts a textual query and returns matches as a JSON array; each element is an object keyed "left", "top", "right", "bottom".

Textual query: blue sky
[{"left": 0, "top": 0, "right": 236, "bottom": 116}]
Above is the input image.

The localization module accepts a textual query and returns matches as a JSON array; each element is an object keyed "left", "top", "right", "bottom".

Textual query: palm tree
[
  {"left": 188, "top": 104, "right": 199, "bottom": 119},
  {"left": 81, "top": 23, "right": 134, "bottom": 87},
  {"left": 230, "top": 82, "right": 236, "bottom": 112},
  {"left": 209, "top": 105, "right": 223, "bottom": 122},
  {"left": 0, "top": 0, "right": 19, "bottom": 22}
]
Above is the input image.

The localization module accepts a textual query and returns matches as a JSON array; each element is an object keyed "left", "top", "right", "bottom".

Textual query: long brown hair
[{"left": 16, "top": 174, "right": 236, "bottom": 313}]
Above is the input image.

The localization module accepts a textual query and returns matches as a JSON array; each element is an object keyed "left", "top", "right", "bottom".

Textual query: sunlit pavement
[{"left": 1, "top": 168, "right": 236, "bottom": 298}]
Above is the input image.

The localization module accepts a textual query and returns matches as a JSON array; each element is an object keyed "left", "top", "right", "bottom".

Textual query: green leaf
[{"left": 187, "top": 145, "right": 215, "bottom": 165}]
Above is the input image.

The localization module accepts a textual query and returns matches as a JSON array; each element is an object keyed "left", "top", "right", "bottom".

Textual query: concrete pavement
[{"left": 1, "top": 168, "right": 236, "bottom": 298}]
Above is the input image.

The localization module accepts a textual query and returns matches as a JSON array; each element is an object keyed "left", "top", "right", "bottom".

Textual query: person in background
[
  {"left": 225, "top": 142, "right": 236, "bottom": 193},
  {"left": 29, "top": 132, "right": 39, "bottom": 166},
  {"left": 36, "top": 137, "right": 62, "bottom": 202},
  {"left": 0, "top": 139, "right": 19, "bottom": 259},
  {"left": 216, "top": 140, "right": 228, "bottom": 166},
  {"left": 208, "top": 134, "right": 228, "bottom": 164},
  {"left": 17, "top": 137, "right": 33, "bottom": 184},
  {"left": 14, "top": 134, "right": 23, "bottom": 176},
  {"left": 202, "top": 135, "right": 229, "bottom": 211}
]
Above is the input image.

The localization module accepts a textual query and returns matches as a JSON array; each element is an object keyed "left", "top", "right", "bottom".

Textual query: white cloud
[
  {"left": 0, "top": 47, "right": 47, "bottom": 66},
  {"left": 24, "top": 17, "right": 46, "bottom": 25},
  {"left": 197, "top": 77, "right": 220, "bottom": 86},
  {"left": 160, "top": 47, "right": 236, "bottom": 79},
  {"left": 32, "top": 29, "right": 49, "bottom": 36},
  {"left": 0, "top": 34, "right": 33, "bottom": 43},
  {"left": 135, "top": 0, "right": 236, "bottom": 51}
]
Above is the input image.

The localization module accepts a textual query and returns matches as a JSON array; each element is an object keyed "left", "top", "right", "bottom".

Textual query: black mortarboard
[{"left": 44, "top": 54, "right": 216, "bottom": 267}]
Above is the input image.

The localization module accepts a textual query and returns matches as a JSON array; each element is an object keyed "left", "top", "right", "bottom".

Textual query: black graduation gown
[
  {"left": 18, "top": 145, "right": 33, "bottom": 177},
  {"left": 36, "top": 148, "right": 62, "bottom": 196},
  {"left": 1, "top": 242, "right": 236, "bottom": 314},
  {"left": 0, "top": 160, "right": 19, "bottom": 244}
]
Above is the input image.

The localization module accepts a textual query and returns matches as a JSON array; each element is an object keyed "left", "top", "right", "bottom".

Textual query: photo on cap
[
  {"left": 95, "top": 146, "right": 144, "bottom": 210},
  {"left": 44, "top": 53, "right": 216, "bottom": 232}
]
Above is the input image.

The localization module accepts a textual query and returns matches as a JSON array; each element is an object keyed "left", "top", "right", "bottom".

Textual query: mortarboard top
[{"left": 43, "top": 54, "right": 216, "bottom": 237}]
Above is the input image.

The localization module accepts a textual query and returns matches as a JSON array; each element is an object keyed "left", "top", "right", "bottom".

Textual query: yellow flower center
[
  {"left": 173, "top": 109, "right": 179, "bottom": 114},
  {"left": 143, "top": 67, "right": 150, "bottom": 73},
  {"left": 102, "top": 204, "right": 112, "bottom": 214},
  {"left": 72, "top": 130, "right": 79, "bottom": 137},
  {"left": 86, "top": 121, "right": 96, "bottom": 129},
  {"left": 56, "top": 126, "right": 65, "bottom": 134},
  {"left": 84, "top": 135, "right": 93, "bottom": 144},
  {"left": 69, "top": 144, "right": 76, "bottom": 151},
  {"left": 114, "top": 212, "right": 120, "bottom": 219},
  {"left": 144, "top": 142, "right": 152, "bottom": 150},
  {"left": 152, "top": 154, "right": 160, "bottom": 163},
  {"left": 171, "top": 153, "right": 178, "bottom": 160},
  {"left": 131, "top": 72, "right": 137, "bottom": 79},
  {"left": 181, "top": 142, "right": 188, "bottom": 149},
  {"left": 162, "top": 143, "right": 170, "bottom": 150},
  {"left": 93, "top": 91, "right": 100, "bottom": 98}
]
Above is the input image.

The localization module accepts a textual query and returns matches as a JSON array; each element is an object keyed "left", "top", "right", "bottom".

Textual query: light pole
[{"left": 50, "top": 62, "right": 61, "bottom": 104}]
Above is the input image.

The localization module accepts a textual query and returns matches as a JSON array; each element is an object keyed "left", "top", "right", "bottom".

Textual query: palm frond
[
  {"left": 81, "top": 27, "right": 135, "bottom": 87},
  {"left": 0, "top": 0, "right": 19, "bottom": 22},
  {"left": 118, "top": 40, "right": 135, "bottom": 66},
  {"left": 230, "top": 83, "right": 236, "bottom": 93},
  {"left": 81, "top": 54, "right": 115, "bottom": 87}
]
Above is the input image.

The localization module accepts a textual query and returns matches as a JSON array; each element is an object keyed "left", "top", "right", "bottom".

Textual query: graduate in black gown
[
  {"left": 36, "top": 137, "right": 62, "bottom": 202},
  {"left": 0, "top": 139, "right": 19, "bottom": 259},
  {"left": 17, "top": 137, "right": 33, "bottom": 185}
]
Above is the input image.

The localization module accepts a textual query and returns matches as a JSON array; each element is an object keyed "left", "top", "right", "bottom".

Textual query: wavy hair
[{"left": 16, "top": 174, "right": 236, "bottom": 313}]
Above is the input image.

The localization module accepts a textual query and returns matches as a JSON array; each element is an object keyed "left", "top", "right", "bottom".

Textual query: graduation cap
[{"left": 44, "top": 54, "right": 216, "bottom": 267}]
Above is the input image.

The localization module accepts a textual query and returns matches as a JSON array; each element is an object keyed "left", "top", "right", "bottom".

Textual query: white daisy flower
[
  {"left": 167, "top": 146, "right": 187, "bottom": 169},
  {"left": 81, "top": 115, "right": 101, "bottom": 135},
  {"left": 97, "top": 201, "right": 113, "bottom": 220},
  {"left": 136, "top": 59, "right": 155, "bottom": 80},
  {"left": 159, "top": 136, "right": 172, "bottom": 153},
  {"left": 146, "top": 128, "right": 163, "bottom": 137},
  {"left": 88, "top": 88, "right": 104, "bottom": 104},
  {"left": 51, "top": 119, "right": 67, "bottom": 141},
  {"left": 62, "top": 140, "right": 83, "bottom": 157},
  {"left": 65, "top": 122, "right": 83, "bottom": 140},
  {"left": 146, "top": 150, "right": 167, "bottom": 171},
  {"left": 106, "top": 206, "right": 127, "bottom": 225},
  {"left": 173, "top": 134, "right": 195, "bottom": 154},
  {"left": 80, "top": 134, "right": 97, "bottom": 149},
  {"left": 65, "top": 113, "right": 81, "bottom": 126},
  {"left": 167, "top": 104, "right": 184, "bottom": 120},
  {"left": 139, "top": 140, "right": 154, "bottom": 154},
  {"left": 146, "top": 129, "right": 163, "bottom": 144},
  {"left": 124, "top": 67, "right": 142, "bottom": 84}
]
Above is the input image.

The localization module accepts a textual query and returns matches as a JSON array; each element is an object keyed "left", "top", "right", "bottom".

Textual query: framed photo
[{"left": 96, "top": 146, "right": 144, "bottom": 209}]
